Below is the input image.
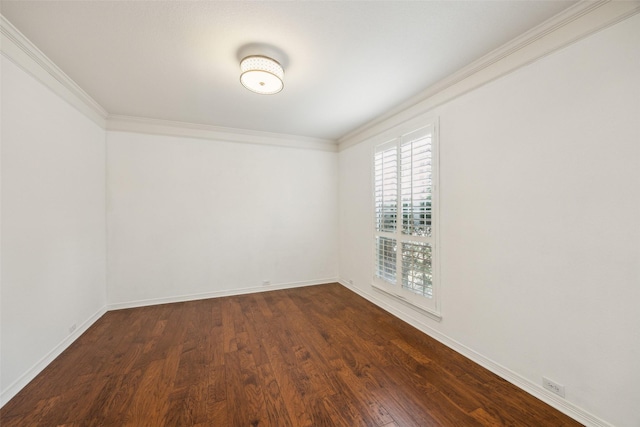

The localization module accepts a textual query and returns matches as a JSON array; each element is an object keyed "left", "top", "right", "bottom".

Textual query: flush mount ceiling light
[{"left": 240, "top": 55, "right": 284, "bottom": 95}]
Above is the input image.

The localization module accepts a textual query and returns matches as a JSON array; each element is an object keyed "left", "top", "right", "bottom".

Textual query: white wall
[
  {"left": 106, "top": 131, "right": 338, "bottom": 306},
  {"left": 1, "top": 56, "right": 107, "bottom": 403},
  {"left": 339, "top": 14, "right": 639, "bottom": 427}
]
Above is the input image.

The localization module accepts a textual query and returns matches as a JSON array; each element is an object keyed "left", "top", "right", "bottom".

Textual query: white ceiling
[{"left": 0, "top": 1, "right": 577, "bottom": 141}]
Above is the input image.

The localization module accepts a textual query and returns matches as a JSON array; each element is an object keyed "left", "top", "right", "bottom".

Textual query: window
[{"left": 373, "top": 122, "right": 440, "bottom": 318}]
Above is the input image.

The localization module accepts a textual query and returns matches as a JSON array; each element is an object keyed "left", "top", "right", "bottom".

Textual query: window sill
[{"left": 371, "top": 283, "right": 442, "bottom": 322}]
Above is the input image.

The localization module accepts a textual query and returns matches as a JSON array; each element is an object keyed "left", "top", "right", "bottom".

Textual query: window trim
[{"left": 371, "top": 116, "right": 441, "bottom": 321}]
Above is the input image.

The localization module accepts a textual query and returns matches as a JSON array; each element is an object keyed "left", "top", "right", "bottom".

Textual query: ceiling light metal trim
[{"left": 240, "top": 55, "right": 284, "bottom": 95}]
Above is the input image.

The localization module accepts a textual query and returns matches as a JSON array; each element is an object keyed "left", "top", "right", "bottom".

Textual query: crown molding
[
  {"left": 5, "top": 1, "right": 637, "bottom": 153},
  {"left": 0, "top": 14, "right": 108, "bottom": 127},
  {"left": 338, "top": 0, "right": 640, "bottom": 151},
  {"left": 106, "top": 115, "right": 339, "bottom": 152}
]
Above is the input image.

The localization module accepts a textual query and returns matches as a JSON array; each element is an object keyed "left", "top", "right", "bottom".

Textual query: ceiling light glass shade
[{"left": 240, "top": 55, "right": 284, "bottom": 95}]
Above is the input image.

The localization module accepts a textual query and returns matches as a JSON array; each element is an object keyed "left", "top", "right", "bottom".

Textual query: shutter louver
[
  {"left": 401, "top": 134, "right": 432, "bottom": 237},
  {"left": 401, "top": 241, "right": 432, "bottom": 297},
  {"left": 375, "top": 147, "right": 398, "bottom": 233},
  {"left": 375, "top": 236, "right": 397, "bottom": 284}
]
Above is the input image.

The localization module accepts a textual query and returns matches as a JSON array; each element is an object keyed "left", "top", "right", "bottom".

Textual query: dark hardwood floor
[{"left": 1, "top": 283, "right": 582, "bottom": 426}]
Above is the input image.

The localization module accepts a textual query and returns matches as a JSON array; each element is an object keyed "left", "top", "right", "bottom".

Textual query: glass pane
[
  {"left": 375, "top": 236, "right": 397, "bottom": 284},
  {"left": 400, "top": 135, "right": 432, "bottom": 237},
  {"left": 401, "top": 241, "right": 432, "bottom": 297},
  {"left": 374, "top": 148, "right": 397, "bottom": 232}
]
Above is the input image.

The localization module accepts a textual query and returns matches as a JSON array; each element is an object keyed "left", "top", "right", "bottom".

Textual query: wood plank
[
  {"left": 124, "top": 344, "right": 182, "bottom": 426},
  {"left": 256, "top": 363, "right": 294, "bottom": 427}
]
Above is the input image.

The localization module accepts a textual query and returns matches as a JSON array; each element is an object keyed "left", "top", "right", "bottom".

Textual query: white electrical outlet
[
  {"left": 543, "top": 377, "right": 565, "bottom": 398},
  {"left": 69, "top": 323, "right": 77, "bottom": 334},
  {"left": 262, "top": 280, "right": 271, "bottom": 286}
]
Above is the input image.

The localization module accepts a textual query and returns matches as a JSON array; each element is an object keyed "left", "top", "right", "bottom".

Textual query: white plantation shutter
[
  {"left": 373, "top": 122, "right": 439, "bottom": 316},
  {"left": 374, "top": 147, "right": 397, "bottom": 233},
  {"left": 401, "top": 128, "right": 432, "bottom": 238},
  {"left": 375, "top": 236, "right": 396, "bottom": 284},
  {"left": 401, "top": 241, "right": 432, "bottom": 297}
]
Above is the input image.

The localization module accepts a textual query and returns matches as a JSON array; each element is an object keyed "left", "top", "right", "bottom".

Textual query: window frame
[{"left": 371, "top": 117, "right": 441, "bottom": 320}]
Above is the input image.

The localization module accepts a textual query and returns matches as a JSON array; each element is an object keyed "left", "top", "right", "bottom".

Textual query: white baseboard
[
  {"left": 107, "top": 277, "right": 339, "bottom": 310},
  {"left": 337, "top": 279, "right": 612, "bottom": 427},
  {"left": 10, "top": 277, "right": 606, "bottom": 424},
  {"left": 0, "top": 305, "right": 108, "bottom": 407}
]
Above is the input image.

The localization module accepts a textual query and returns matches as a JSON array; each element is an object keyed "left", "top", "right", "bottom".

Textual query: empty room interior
[{"left": 1, "top": 1, "right": 639, "bottom": 426}]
